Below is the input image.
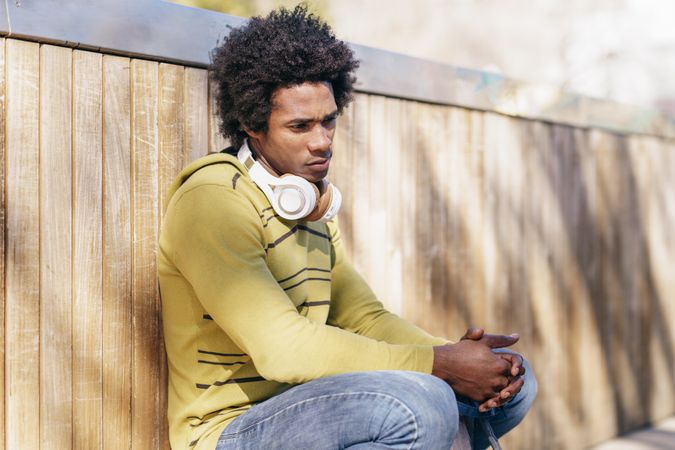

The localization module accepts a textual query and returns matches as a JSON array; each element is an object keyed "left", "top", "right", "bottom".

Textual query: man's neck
[{"left": 247, "top": 138, "right": 282, "bottom": 177}]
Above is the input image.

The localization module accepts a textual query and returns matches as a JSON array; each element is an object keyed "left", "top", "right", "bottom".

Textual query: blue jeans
[{"left": 216, "top": 359, "right": 537, "bottom": 450}]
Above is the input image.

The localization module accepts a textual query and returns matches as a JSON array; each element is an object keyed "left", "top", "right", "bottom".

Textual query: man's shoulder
[
  {"left": 166, "top": 152, "right": 266, "bottom": 217},
  {"left": 181, "top": 152, "right": 243, "bottom": 188}
]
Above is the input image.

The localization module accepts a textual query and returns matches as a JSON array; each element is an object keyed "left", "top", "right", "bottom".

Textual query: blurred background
[{"left": 170, "top": 0, "right": 675, "bottom": 116}]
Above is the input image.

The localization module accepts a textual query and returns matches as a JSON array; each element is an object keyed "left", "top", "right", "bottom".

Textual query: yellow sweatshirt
[{"left": 158, "top": 151, "right": 448, "bottom": 449}]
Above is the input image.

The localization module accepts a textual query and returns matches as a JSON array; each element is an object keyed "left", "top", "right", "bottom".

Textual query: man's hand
[
  {"left": 461, "top": 327, "right": 525, "bottom": 376},
  {"left": 433, "top": 327, "right": 525, "bottom": 412}
]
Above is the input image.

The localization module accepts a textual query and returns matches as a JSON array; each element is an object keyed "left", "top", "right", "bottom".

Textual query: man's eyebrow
[{"left": 286, "top": 110, "right": 339, "bottom": 125}]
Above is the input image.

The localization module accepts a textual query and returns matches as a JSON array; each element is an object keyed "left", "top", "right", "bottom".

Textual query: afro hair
[{"left": 209, "top": 4, "right": 359, "bottom": 149}]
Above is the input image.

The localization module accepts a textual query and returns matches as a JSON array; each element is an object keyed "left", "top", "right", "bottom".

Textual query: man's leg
[
  {"left": 216, "top": 371, "right": 459, "bottom": 450},
  {"left": 458, "top": 353, "right": 537, "bottom": 450}
]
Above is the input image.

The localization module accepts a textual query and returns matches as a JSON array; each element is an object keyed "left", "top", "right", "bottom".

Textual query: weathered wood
[
  {"left": 400, "top": 100, "right": 420, "bottom": 328},
  {"left": 40, "top": 43, "right": 74, "bottom": 450},
  {"left": 72, "top": 49, "right": 104, "bottom": 450},
  {"left": 185, "top": 67, "right": 209, "bottom": 162},
  {"left": 131, "top": 58, "right": 160, "bottom": 450},
  {"left": 208, "top": 78, "right": 229, "bottom": 153},
  {"left": 432, "top": 104, "right": 451, "bottom": 338},
  {"left": 365, "top": 95, "right": 389, "bottom": 310},
  {"left": 5, "top": 38, "right": 40, "bottom": 450},
  {"left": 158, "top": 62, "right": 186, "bottom": 449},
  {"left": 383, "top": 97, "right": 404, "bottom": 316},
  {"left": 0, "top": 37, "right": 6, "bottom": 450},
  {"left": 102, "top": 54, "right": 132, "bottom": 450},
  {"left": 1, "top": 37, "right": 675, "bottom": 450},
  {"left": 349, "top": 94, "right": 372, "bottom": 281},
  {"left": 414, "top": 102, "right": 439, "bottom": 334},
  {"left": 159, "top": 63, "right": 186, "bottom": 211},
  {"left": 330, "top": 97, "right": 355, "bottom": 257}
]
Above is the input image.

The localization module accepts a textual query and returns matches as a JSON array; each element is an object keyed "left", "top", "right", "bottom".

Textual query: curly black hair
[{"left": 209, "top": 4, "right": 359, "bottom": 149}]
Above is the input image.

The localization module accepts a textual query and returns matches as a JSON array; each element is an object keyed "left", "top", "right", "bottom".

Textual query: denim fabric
[{"left": 216, "top": 360, "right": 536, "bottom": 450}]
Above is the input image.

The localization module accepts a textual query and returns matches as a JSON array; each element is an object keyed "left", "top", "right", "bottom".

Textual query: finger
[
  {"left": 494, "top": 356, "right": 513, "bottom": 377},
  {"left": 511, "top": 355, "right": 524, "bottom": 377},
  {"left": 497, "top": 353, "right": 524, "bottom": 377},
  {"left": 492, "top": 375, "right": 510, "bottom": 393},
  {"left": 498, "top": 376, "right": 525, "bottom": 400},
  {"left": 479, "top": 398, "right": 497, "bottom": 412},
  {"left": 461, "top": 327, "right": 484, "bottom": 341},
  {"left": 484, "top": 378, "right": 525, "bottom": 411},
  {"left": 483, "top": 333, "right": 519, "bottom": 349}
]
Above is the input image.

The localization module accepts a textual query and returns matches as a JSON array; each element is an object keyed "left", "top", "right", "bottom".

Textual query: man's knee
[{"left": 376, "top": 371, "right": 459, "bottom": 445}]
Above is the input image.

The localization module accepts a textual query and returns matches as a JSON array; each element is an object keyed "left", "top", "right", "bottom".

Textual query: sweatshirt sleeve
[
  {"left": 326, "top": 220, "right": 450, "bottom": 347},
  {"left": 163, "top": 183, "right": 437, "bottom": 384}
]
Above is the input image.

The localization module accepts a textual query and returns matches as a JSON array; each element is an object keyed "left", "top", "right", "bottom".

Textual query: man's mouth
[{"left": 308, "top": 158, "right": 330, "bottom": 171}]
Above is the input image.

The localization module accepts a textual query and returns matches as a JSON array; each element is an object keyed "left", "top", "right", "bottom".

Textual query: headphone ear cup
[
  {"left": 279, "top": 173, "right": 320, "bottom": 205},
  {"left": 273, "top": 174, "right": 319, "bottom": 219},
  {"left": 305, "top": 181, "right": 334, "bottom": 222}
]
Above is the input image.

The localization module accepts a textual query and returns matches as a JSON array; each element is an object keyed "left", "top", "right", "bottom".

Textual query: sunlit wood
[{"left": 0, "top": 37, "right": 673, "bottom": 449}]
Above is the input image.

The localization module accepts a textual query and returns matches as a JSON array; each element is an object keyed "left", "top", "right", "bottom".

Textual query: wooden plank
[
  {"left": 330, "top": 95, "right": 355, "bottom": 257},
  {"left": 159, "top": 63, "right": 186, "bottom": 211},
  {"left": 444, "top": 106, "right": 470, "bottom": 337},
  {"left": 434, "top": 105, "right": 451, "bottom": 338},
  {"left": 383, "top": 97, "right": 403, "bottom": 316},
  {"left": 521, "top": 120, "right": 558, "bottom": 449},
  {"left": 0, "top": 37, "right": 6, "bottom": 450},
  {"left": 39, "top": 44, "right": 74, "bottom": 450},
  {"left": 400, "top": 100, "right": 419, "bottom": 327},
  {"left": 102, "top": 54, "right": 132, "bottom": 450},
  {"left": 636, "top": 136, "right": 675, "bottom": 422},
  {"left": 426, "top": 103, "right": 449, "bottom": 337},
  {"left": 158, "top": 62, "right": 185, "bottom": 449},
  {"left": 416, "top": 101, "right": 448, "bottom": 336},
  {"left": 366, "top": 95, "right": 388, "bottom": 308},
  {"left": 349, "top": 94, "right": 371, "bottom": 278},
  {"left": 592, "top": 130, "right": 628, "bottom": 438},
  {"left": 617, "top": 134, "right": 644, "bottom": 430},
  {"left": 184, "top": 67, "right": 208, "bottom": 162},
  {"left": 464, "top": 109, "right": 487, "bottom": 330},
  {"left": 481, "top": 112, "right": 508, "bottom": 333},
  {"left": 414, "top": 102, "right": 434, "bottom": 333},
  {"left": 572, "top": 127, "right": 610, "bottom": 445},
  {"left": 208, "top": 79, "right": 229, "bottom": 153},
  {"left": 131, "top": 58, "right": 160, "bottom": 450},
  {"left": 5, "top": 38, "right": 40, "bottom": 450},
  {"left": 72, "top": 49, "right": 103, "bottom": 450}
]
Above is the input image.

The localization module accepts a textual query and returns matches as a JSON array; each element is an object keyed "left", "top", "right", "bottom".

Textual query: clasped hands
[{"left": 432, "top": 327, "right": 526, "bottom": 413}]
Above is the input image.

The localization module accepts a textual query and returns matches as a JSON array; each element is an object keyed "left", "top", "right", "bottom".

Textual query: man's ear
[{"left": 243, "top": 126, "right": 263, "bottom": 141}]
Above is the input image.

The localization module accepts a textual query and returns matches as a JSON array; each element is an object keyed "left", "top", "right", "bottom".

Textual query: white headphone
[{"left": 237, "top": 141, "right": 342, "bottom": 222}]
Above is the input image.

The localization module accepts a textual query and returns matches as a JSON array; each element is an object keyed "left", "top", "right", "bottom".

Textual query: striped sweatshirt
[{"left": 158, "top": 152, "right": 448, "bottom": 449}]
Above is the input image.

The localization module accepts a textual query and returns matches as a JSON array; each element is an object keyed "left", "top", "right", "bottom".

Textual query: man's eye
[{"left": 291, "top": 123, "right": 308, "bottom": 130}]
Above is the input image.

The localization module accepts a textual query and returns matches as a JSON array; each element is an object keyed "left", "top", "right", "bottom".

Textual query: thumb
[
  {"left": 461, "top": 327, "right": 485, "bottom": 341},
  {"left": 483, "top": 333, "right": 520, "bottom": 349}
]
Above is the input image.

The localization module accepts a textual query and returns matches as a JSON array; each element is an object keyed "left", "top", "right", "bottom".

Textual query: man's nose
[{"left": 308, "top": 125, "right": 333, "bottom": 153}]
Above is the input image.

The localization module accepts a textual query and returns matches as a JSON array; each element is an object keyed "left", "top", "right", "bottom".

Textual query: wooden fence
[{"left": 0, "top": 36, "right": 674, "bottom": 450}]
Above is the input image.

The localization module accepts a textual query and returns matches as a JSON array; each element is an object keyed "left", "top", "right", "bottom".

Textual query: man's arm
[
  {"left": 163, "top": 183, "right": 437, "bottom": 384},
  {"left": 326, "top": 220, "right": 449, "bottom": 346},
  {"left": 325, "top": 221, "right": 525, "bottom": 410}
]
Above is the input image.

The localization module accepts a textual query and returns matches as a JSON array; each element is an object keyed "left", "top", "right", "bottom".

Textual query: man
[{"left": 158, "top": 5, "right": 536, "bottom": 450}]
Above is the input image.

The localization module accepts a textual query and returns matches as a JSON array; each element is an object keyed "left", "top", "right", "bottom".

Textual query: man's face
[{"left": 246, "top": 81, "right": 338, "bottom": 183}]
